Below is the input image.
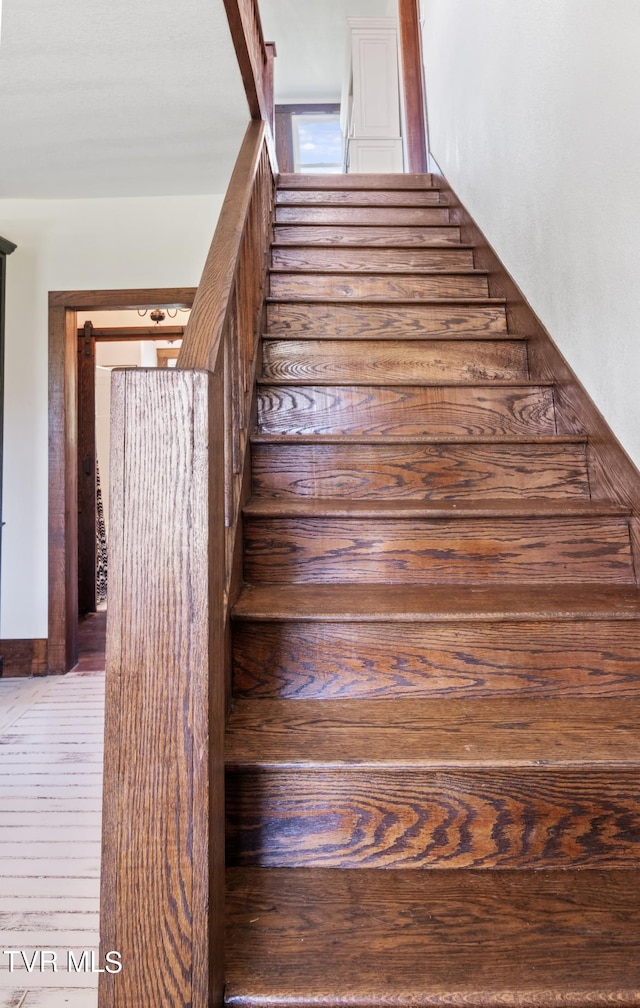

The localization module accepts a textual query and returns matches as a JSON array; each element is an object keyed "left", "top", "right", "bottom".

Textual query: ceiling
[
  {"left": 0, "top": 0, "right": 401, "bottom": 199},
  {"left": 260, "top": 0, "right": 397, "bottom": 104},
  {"left": 0, "top": 0, "right": 250, "bottom": 198}
]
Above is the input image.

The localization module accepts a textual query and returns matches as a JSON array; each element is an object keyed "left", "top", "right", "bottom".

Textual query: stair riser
[
  {"left": 267, "top": 302, "right": 507, "bottom": 339},
  {"left": 271, "top": 247, "right": 475, "bottom": 272},
  {"left": 251, "top": 443, "right": 590, "bottom": 499},
  {"left": 226, "top": 768, "right": 640, "bottom": 869},
  {"left": 273, "top": 224, "right": 462, "bottom": 246},
  {"left": 232, "top": 621, "right": 640, "bottom": 699},
  {"left": 243, "top": 517, "right": 634, "bottom": 584},
  {"left": 261, "top": 340, "right": 528, "bottom": 384},
  {"left": 269, "top": 273, "right": 489, "bottom": 300},
  {"left": 276, "top": 190, "right": 444, "bottom": 206},
  {"left": 257, "top": 386, "right": 556, "bottom": 437},
  {"left": 279, "top": 172, "right": 435, "bottom": 189},
  {"left": 275, "top": 206, "right": 451, "bottom": 226}
]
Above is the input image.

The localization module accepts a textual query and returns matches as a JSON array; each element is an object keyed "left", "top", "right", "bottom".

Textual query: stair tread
[
  {"left": 225, "top": 866, "right": 640, "bottom": 1005},
  {"left": 266, "top": 296, "right": 507, "bottom": 306},
  {"left": 232, "top": 583, "right": 640, "bottom": 621},
  {"left": 271, "top": 241, "right": 474, "bottom": 250},
  {"left": 251, "top": 433, "right": 586, "bottom": 444},
  {"left": 270, "top": 267, "right": 488, "bottom": 276},
  {"left": 225, "top": 697, "right": 640, "bottom": 768},
  {"left": 258, "top": 378, "right": 552, "bottom": 387},
  {"left": 242, "top": 498, "right": 628, "bottom": 519},
  {"left": 278, "top": 173, "right": 436, "bottom": 189}
]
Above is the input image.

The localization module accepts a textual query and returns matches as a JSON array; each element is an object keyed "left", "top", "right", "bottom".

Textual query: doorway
[{"left": 48, "top": 288, "right": 196, "bottom": 674}]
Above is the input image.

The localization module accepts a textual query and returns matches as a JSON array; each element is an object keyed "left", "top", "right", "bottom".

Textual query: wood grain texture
[
  {"left": 261, "top": 339, "right": 528, "bottom": 383},
  {"left": 275, "top": 206, "right": 450, "bottom": 226},
  {"left": 98, "top": 369, "right": 224, "bottom": 1008},
  {"left": 266, "top": 301, "right": 507, "bottom": 338},
  {"left": 0, "top": 639, "right": 48, "bottom": 677},
  {"left": 278, "top": 172, "right": 435, "bottom": 189},
  {"left": 276, "top": 190, "right": 440, "bottom": 206},
  {"left": 398, "top": 0, "right": 428, "bottom": 173},
  {"left": 250, "top": 440, "right": 589, "bottom": 499},
  {"left": 271, "top": 245, "right": 474, "bottom": 271},
  {"left": 226, "top": 765, "right": 640, "bottom": 868},
  {"left": 179, "top": 121, "right": 273, "bottom": 370},
  {"left": 77, "top": 323, "right": 96, "bottom": 616},
  {"left": 232, "top": 619, "right": 640, "bottom": 699},
  {"left": 269, "top": 271, "right": 489, "bottom": 300},
  {"left": 226, "top": 867, "right": 640, "bottom": 1003},
  {"left": 273, "top": 223, "right": 463, "bottom": 245},
  {"left": 243, "top": 515, "right": 634, "bottom": 584},
  {"left": 226, "top": 697, "right": 640, "bottom": 766},
  {"left": 232, "top": 582, "right": 640, "bottom": 622},
  {"left": 257, "top": 384, "right": 556, "bottom": 436}
]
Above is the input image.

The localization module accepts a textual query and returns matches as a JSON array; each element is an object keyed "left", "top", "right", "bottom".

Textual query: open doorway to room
[
  {"left": 75, "top": 309, "right": 189, "bottom": 618},
  {"left": 48, "top": 288, "right": 196, "bottom": 674}
]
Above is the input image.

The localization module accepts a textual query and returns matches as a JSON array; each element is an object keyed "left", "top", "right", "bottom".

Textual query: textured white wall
[
  {"left": 0, "top": 194, "right": 223, "bottom": 638},
  {"left": 421, "top": 0, "right": 640, "bottom": 466}
]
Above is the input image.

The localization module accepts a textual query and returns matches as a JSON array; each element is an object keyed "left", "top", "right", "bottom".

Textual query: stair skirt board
[{"left": 222, "top": 170, "right": 640, "bottom": 1005}]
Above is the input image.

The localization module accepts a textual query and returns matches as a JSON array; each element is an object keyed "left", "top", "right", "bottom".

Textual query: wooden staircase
[{"left": 225, "top": 173, "right": 640, "bottom": 1004}]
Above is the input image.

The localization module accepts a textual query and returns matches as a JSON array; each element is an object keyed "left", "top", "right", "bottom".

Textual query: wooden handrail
[
  {"left": 99, "top": 117, "right": 276, "bottom": 1008},
  {"left": 223, "top": 0, "right": 277, "bottom": 166}
]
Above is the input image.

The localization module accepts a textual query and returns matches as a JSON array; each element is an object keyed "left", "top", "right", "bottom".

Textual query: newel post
[{"left": 99, "top": 367, "right": 225, "bottom": 1008}]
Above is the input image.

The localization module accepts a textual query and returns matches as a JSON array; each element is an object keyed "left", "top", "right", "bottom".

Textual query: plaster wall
[
  {"left": 420, "top": 0, "right": 640, "bottom": 467},
  {"left": 0, "top": 194, "right": 223, "bottom": 637}
]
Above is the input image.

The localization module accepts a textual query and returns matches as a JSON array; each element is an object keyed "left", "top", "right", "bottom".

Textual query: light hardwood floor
[{"left": 0, "top": 668, "right": 104, "bottom": 1008}]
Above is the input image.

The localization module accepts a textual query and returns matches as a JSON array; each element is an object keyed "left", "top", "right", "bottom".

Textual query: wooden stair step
[
  {"left": 270, "top": 244, "right": 475, "bottom": 271},
  {"left": 226, "top": 866, "right": 640, "bottom": 1002},
  {"left": 269, "top": 271, "right": 489, "bottom": 300},
  {"left": 275, "top": 206, "right": 451, "bottom": 226},
  {"left": 256, "top": 383, "right": 556, "bottom": 436},
  {"left": 266, "top": 300, "right": 508, "bottom": 339},
  {"left": 276, "top": 189, "right": 445, "bottom": 207},
  {"left": 250, "top": 439, "right": 589, "bottom": 499},
  {"left": 232, "top": 583, "right": 640, "bottom": 622},
  {"left": 243, "top": 498, "right": 630, "bottom": 519},
  {"left": 225, "top": 698, "right": 640, "bottom": 868},
  {"left": 273, "top": 224, "right": 463, "bottom": 246},
  {"left": 262, "top": 338, "right": 528, "bottom": 383},
  {"left": 233, "top": 617, "right": 640, "bottom": 700},
  {"left": 278, "top": 172, "right": 436, "bottom": 189},
  {"left": 242, "top": 507, "right": 634, "bottom": 584}
]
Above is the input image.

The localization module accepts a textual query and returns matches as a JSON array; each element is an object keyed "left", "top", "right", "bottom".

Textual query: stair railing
[{"left": 98, "top": 97, "right": 276, "bottom": 1008}]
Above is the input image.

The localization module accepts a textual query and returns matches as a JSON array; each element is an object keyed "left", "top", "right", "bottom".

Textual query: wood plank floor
[{"left": 0, "top": 615, "right": 106, "bottom": 1007}]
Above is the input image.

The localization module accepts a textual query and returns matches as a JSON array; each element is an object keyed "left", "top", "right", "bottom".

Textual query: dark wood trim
[
  {"left": 48, "top": 288, "right": 196, "bottom": 674},
  {"left": 80, "top": 325, "right": 186, "bottom": 340},
  {"left": 0, "top": 237, "right": 17, "bottom": 256},
  {"left": 276, "top": 103, "right": 341, "bottom": 116},
  {"left": 0, "top": 639, "right": 48, "bottom": 677},
  {"left": 433, "top": 163, "right": 640, "bottom": 577},
  {"left": 274, "top": 105, "right": 341, "bottom": 177},
  {"left": 0, "top": 238, "right": 17, "bottom": 627},
  {"left": 77, "top": 322, "right": 96, "bottom": 616},
  {"left": 398, "top": 0, "right": 428, "bottom": 173},
  {"left": 49, "top": 288, "right": 195, "bottom": 310}
]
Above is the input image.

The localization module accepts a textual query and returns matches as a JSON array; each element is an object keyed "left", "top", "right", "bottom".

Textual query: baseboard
[
  {"left": 0, "top": 638, "right": 48, "bottom": 677},
  {"left": 432, "top": 162, "right": 640, "bottom": 575}
]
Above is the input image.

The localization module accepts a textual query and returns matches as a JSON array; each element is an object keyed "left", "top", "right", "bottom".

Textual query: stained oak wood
[
  {"left": 266, "top": 301, "right": 508, "bottom": 339},
  {"left": 278, "top": 172, "right": 435, "bottom": 189},
  {"left": 269, "top": 271, "right": 490, "bottom": 300},
  {"left": 227, "top": 765, "right": 640, "bottom": 868},
  {"left": 398, "top": 0, "right": 428, "bottom": 173},
  {"left": 226, "top": 697, "right": 640, "bottom": 766},
  {"left": 257, "top": 384, "right": 556, "bottom": 436},
  {"left": 276, "top": 190, "right": 440, "bottom": 206},
  {"left": 226, "top": 867, "right": 640, "bottom": 1003},
  {"left": 250, "top": 440, "right": 589, "bottom": 499},
  {"left": 261, "top": 339, "right": 528, "bottom": 383},
  {"left": 77, "top": 321, "right": 96, "bottom": 616},
  {"left": 232, "top": 620, "right": 640, "bottom": 699},
  {"left": 271, "top": 245, "right": 474, "bottom": 272},
  {"left": 0, "top": 639, "right": 48, "bottom": 677},
  {"left": 275, "top": 206, "right": 451, "bottom": 226},
  {"left": 273, "top": 223, "right": 463, "bottom": 245},
  {"left": 243, "top": 515, "right": 634, "bottom": 584},
  {"left": 232, "top": 583, "right": 640, "bottom": 622},
  {"left": 98, "top": 369, "right": 225, "bottom": 1008}
]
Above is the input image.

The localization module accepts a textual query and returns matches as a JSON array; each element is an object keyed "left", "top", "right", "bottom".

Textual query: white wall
[
  {"left": 420, "top": 0, "right": 640, "bottom": 467},
  {"left": 0, "top": 195, "right": 223, "bottom": 638}
]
